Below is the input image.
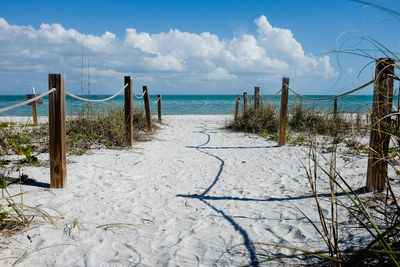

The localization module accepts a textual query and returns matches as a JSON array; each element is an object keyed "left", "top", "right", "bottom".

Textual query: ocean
[{"left": 0, "top": 94, "right": 396, "bottom": 116}]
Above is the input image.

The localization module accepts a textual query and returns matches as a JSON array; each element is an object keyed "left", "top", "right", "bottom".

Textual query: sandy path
[{"left": 2, "top": 115, "right": 368, "bottom": 266}]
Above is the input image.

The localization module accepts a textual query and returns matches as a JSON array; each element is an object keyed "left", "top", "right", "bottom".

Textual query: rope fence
[
  {"left": 133, "top": 89, "right": 146, "bottom": 99},
  {"left": 65, "top": 83, "right": 128, "bottom": 103},
  {"left": 287, "top": 79, "right": 374, "bottom": 101},
  {"left": 257, "top": 89, "right": 282, "bottom": 100},
  {"left": 0, "top": 74, "right": 162, "bottom": 189},
  {"left": 236, "top": 58, "right": 397, "bottom": 192},
  {"left": 150, "top": 95, "right": 161, "bottom": 104},
  {"left": 0, "top": 88, "right": 56, "bottom": 114}
]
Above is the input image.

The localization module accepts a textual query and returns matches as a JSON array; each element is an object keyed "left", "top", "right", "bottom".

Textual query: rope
[
  {"left": 150, "top": 96, "right": 161, "bottom": 104},
  {"left": 133, "top": 89, "right": 146, "bottom": 99},
  {"left": 287, "top": 79, "right": 374, "bottom": 101},
  {"left": 387, "top": 73, "right": 400, "bottom": 81},
  {"left": 257, "top": 89, "right": 282, "bottom": 100},
  {"left": 0, "top": 88, "right": 56, "bottom": 114},
  {"left": 65, "top": 84, "right": 128, "bottom": 103}
]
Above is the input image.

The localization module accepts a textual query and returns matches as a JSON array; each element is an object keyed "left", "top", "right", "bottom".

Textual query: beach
[{"left": 0, "top": 115, "right": 384, "bottom": 266}]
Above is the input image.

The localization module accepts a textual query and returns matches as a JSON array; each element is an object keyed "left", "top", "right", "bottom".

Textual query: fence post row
[
  {"left": 124, "top": 76, "right": 134, "bottom": 147},
  {"left": 243, "top": 92, "right": 248, "bottom": 113},
  {"left": 366, "top": 58, "right": 395, "bottom": 192},
  {"left": 235, "top": 95, "right": 241, "bottom": 121},
  {"left": 158, "top": 94, "right": 162, "bottom": 123},
  {"left": 143, "top": 86, "right": 152, "bottom": 131},
  {"left": 254, "top": 87, "right": 260, "bottom": 114},
  {"left": 48, "top": 74, "right": 67, "bottom": 189},
  {"left": 278, "top": 77, "right": 289, "bottom": 147}
]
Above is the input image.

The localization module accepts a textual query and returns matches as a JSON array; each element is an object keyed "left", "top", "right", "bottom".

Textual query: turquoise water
[{"left": 0, "top": 94, "right": 395, "bottom": 116}]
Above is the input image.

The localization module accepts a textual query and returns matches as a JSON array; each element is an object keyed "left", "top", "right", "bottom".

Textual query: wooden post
[
  {"left": 143, "top": 86, "right": 152, "bottom": 131},
  {"left": 26, "top": 89, "right": 42, "bottom": 125},
  {"left": 278, "top": 77, "right": 289, "bottom": 147},
  {"left": 254, "top": 87, "right": 260, "bottom": 114},
  {"left": 32, "top": 100, "right": 38, "bottom": 125},
  {"left": 48, "top": 74, "right": 66, "bottom": 188},
  {"left": 333, "top": 98, "right": 338, "bottom": 123},
  {"left": 243, "top": 92, "right": 248, "bottom": 113},
  {"left": 366, "top": 58, "right": 395, "bottom": 191},
  {"left": 124, "top": 76, "right": 133, "bottom": 147},
  {"left": 26, "top": 93, "right": 39, "bottom": 125},
  {"left": 157, "top": 94, "right": 162, "bottom": 123},
  {"left": 333, "top": 98, "right": 338, "bottom": 143},
  {"left": 235, "top": 95, "right": 241, "bottom": 121}
]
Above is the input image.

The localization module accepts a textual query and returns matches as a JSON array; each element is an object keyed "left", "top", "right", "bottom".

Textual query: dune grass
[
  {"left": 66, "top": 105, "right": 149, "bottom": 153},
  {"left": 227, "top": 101, "right": 356, "bottom": 142}
]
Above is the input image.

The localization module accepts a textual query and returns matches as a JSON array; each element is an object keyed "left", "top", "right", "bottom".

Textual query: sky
[{"left": 0, "top": 0, "right": 399, "bottom": 95}]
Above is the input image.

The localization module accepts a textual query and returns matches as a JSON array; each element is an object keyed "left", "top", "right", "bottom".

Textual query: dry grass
[
  {"left": 227, "top": 101, "right": 357, "bottom": 141},
  {"left": 227, "top": 102, "right": 278, "bottom": 134},
  {"left": 66, "top": 105, "right": 150, "bottom": 152}
]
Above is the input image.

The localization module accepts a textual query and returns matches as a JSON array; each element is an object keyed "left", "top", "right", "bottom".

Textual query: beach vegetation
[
  {"left": 227, "top": 101, "right": 356, "bottom": 144},
  {"left": 227, "top": 102, "right": 279, "bottom": 134},
  {"left": 66, "top": 105, "right": 149, "bottom": 153},
  {"left": 0, "top": 174, "right": 58, "bottom": 237},
  {"left": 13, "top": 145, "right": 40, "bottom": 165}
]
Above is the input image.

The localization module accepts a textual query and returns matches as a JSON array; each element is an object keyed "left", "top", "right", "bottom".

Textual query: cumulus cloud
[{"left": 0, "top": 16, "right": 336, "bottom": 94}]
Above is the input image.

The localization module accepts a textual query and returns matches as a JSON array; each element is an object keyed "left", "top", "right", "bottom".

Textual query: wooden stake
[
  {"left": 366, "top": 58, "right": 395, "bottom": 191},
  {"left": 124, "top": 76, "right": 133, "bottom": 147},
  {"left": 333, "top": 98, "right": 338, "bottom": 144},
  {"left": 235, "top": 95, "right": 241, "bottom": 121},
  {"left": 254, "top": 87, "right": 260, "bottom": 114},
  {"left": 48, "top": 74, "right": 66, "bottom": 188},
  {"left": 243, "top": 92, "right": 248, "bottom": 113},
  {"left": 157, "top": 94, "right": 162, "bottom": 123},
  {"left": 143, "top": 86, "right": 152, "bottom": 131},
  {"left": 333, "top": 98, "right": 338, "bottom": 123},
  {"left": 278, "top": 77, "right": 289, "bottom": 147},
  {"left": 26, "top": 91, "right": 42, "bottom": 125},
  {"left": 26, "top": 94, "right": 39, "bottom": 125},
  {"left": 31, "top": 100, "right": 38, "bottom": 125}
]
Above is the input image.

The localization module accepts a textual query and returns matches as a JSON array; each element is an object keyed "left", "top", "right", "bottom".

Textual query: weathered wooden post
[
  {"left": 333, "top": 98, "right": 338, "bottom": 143},
  {"left": 278, "top": 77, "right": 289, "bottom": 147},
  {"left": 333, "top": 98, "right": 338, "bottom": 123},
  {"left": 124, "top": 76, "right": 133, "bottom": 147},
  {"left": 235, "top": 95, "right": 241, "bottom": 121},
  {"left": 243, "top": 92, "right": 248, "bottom": 113},
  {"left": 143, "top": 86, "right": 152, "bottom": 131},
  {"left": 254, "top": 87, "right": 260, "bottom": 114},
  {"left": 26, "top": 88, "right": 43, "bottom": 125},
  {"left": 31, "top": 96, "right": 38, "bottom": 125},
  {"left": 366, "top": 58, "right": 395, "bottom": 191},
  {"left": 48, "top": 74, "right": 66, "bottom": 188},
  {"left": 157, "top": 94, "right": 162, "bottom": 123}
]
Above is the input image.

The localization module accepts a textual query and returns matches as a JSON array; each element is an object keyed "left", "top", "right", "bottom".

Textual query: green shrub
[
  {"left": 288, "top": 102, "right": 350, "bottom": 136},
  {"left": 66, "top": 106, "right": 148, "bottom": 151},
  {"left": 228, "top": 102, "right": 278, "bottom": 134}
]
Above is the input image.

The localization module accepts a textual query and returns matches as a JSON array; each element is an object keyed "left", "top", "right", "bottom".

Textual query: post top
[{"left": 376, "top": 58, "right": 395, "bottom": 63}]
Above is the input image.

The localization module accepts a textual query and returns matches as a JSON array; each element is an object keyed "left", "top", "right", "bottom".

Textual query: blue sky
[{"left": 0, "top": 0, "right": 398, "bottom": 95}]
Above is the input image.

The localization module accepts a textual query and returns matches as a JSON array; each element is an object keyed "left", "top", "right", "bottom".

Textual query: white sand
[{"left": 0, "top": 115, "right": 385, "bottom": 266}]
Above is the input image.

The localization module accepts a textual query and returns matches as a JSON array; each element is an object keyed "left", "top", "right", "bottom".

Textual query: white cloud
[
  {"left": 0, "top": 16, "right": 336, "bottom": 94},
  {"left": 206, "top": 67, "right": 237, "bottom": 80}
]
